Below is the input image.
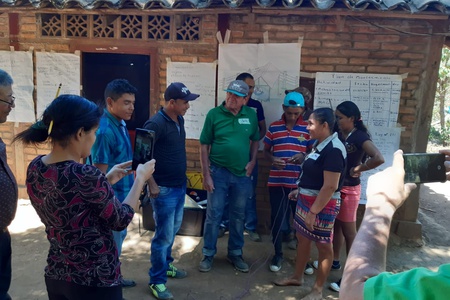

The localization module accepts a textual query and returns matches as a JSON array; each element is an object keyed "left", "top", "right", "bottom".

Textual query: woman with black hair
[
  {"left": 274, "top": 107, "right": 346, "bottom": 300},
  {"left": 326, "top": 100, "right": 384, "bottom": 292},
  {"left": 14, "top": 94, "right": 155, "bottom": 300}
]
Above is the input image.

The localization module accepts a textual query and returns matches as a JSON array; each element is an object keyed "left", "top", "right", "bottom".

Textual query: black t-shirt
[
  {"left": 143, "top": 109, "right": 187, "bottom": 187},
  {"left": 299, "top": 133, "right": 347, "bottom": 192},
  {"left": 339, "top": 130, "right": 370, "bottom": 186}
]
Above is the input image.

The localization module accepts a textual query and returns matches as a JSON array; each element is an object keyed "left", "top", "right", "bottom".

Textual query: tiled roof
[{"left": 1, "top": 0, "right": 450, "bottom": 14}]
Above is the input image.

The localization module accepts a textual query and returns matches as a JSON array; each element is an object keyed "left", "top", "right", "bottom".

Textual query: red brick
[
  {"left": 340, "top": 49, "right": 370, "bottom": 57},
  {"left": 372, "top": 35, "right": 400, "bottom": 42},
  {"left": 336, "top": 65, "right": 367, "bottom": 72},
  {"left": 202, "top": 21, "right": 216, "bottom": 30},
  {"left": 261, "top": 24, "right": 290, "bottom": 31},
  {"left": 275, "top": 31, "right": 304, "bottom": 40},
  {"left": 378, "top": 60, "right": 408, "bottom": 67},
  {"left": 369, "top": 51, "right": 397, "bottom": 59},
  {"left": 349, "top": 58, "right": 378, "bottom": 65},
  {"left": 381, "top": 44, "right": 409, "bottom": 51},
  {"left": 352, "top": 34, "right": 370, "bottom": 41},
  {"left": 305, "top": 32, "right": 336, "bottom": 40},
  {"left": 322, "top": 40, "right": 352, "bottom": 48},
  {"left": 303, "top": 65, "right": 334, "bottom": 72},
  {"left": 302, "top": 40, "right": 321, "bottom": 48},
  {"left": 399, "top": 52, "right": 425, "bottom": 59},
  {"left": 409, "top": 60, "right": 423, "bottom": 68},
  {"left": 302, "top": 56, "right": 318, "bottom": 64},
  {"left": 161, "top": 47, "right": 184, "bottom": 55},
  {"left": 319, "top": 57, "right": 348, "bottom": 64},
  {"left": 354, "top": 42, "right": 380, "bottom": 50},
  {"left": 366, "top": 66, "right": 398, "bottom": 73}
]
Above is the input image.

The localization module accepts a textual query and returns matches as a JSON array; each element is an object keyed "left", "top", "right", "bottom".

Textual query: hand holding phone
[
  {"left": 403, "top": 153, "right": 446, "bottom": 184},
  {"left": 132, "top": 128, "right": 156, "bottom": 170}
]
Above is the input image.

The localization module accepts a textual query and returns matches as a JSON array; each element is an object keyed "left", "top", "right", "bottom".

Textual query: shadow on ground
[{"left": 9, "top": 181, "right": 450, "bottom": 300}]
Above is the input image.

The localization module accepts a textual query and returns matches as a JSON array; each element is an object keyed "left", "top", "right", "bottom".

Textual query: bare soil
[{"left": 8, "top": 181, "right": 450, "bottom": 300}]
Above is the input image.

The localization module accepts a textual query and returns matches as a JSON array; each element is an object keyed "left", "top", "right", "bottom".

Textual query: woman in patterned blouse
[{"left": 14, "top": 94, "right": 155, "bottom": 300}]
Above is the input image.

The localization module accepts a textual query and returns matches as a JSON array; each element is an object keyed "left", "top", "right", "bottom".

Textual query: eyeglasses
[{"left": 0, "top": 96, "right": 15, "bottom": 106}]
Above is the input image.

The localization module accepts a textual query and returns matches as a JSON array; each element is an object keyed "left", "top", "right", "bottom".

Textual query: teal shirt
[
  {"left": 91, "top": 109, "right": 134, "bottom": 202},
  {"left": 364, "top": 264, "right": 450, "bottom": 300},
  {"left": 200, "top": 103, "right": 259, "bottom": 177}
]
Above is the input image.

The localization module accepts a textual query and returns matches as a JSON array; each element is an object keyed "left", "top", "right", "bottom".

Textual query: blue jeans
[
  {"left": 219, "top": 162, "right": 259, "bottom": 231},
  {"left": 202, "top": 165, "right": 252, "bottom": 257},
  {"left": 149, "top": 185, "right": 186, "bottom": 285},
  {"left": 112, "top": 229, "right": 127, "bottom": 257}
]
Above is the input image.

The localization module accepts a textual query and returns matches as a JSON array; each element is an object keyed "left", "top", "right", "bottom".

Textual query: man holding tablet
[{"left": 143, "top": 82, "right": 199, "bottom": 300}]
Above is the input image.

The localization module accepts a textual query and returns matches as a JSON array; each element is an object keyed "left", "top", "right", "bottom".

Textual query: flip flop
[{"left": 273, "top": 278, "right": 302, "bottom": 286}]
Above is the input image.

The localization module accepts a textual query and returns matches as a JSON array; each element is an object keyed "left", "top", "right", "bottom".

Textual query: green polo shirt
[{"left": 200, "top": 103, "right": 259, "bottom": 177}]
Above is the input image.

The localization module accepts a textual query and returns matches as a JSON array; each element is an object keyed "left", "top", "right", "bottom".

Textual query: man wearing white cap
[{"left": 199, "top": 80, "right": 259, "bottom": 273}]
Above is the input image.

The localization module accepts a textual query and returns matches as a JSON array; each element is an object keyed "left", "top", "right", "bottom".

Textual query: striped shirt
[{"left": 264, "top": 115, "right": 314, "bottom": 188}]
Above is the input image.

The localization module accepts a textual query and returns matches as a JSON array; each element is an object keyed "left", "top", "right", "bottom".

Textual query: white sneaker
[
  {"left": 329, "top": 279, "right": 341, "bottom": 292},
  {"left": 312, "top": 260, "right": 319, "bottom": 269},
  {"left": 304, "top": 263, "right": 314, "bottom": 275}
]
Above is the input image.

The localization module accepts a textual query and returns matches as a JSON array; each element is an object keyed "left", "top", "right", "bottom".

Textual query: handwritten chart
[
  {"left": 314, "top": 72, "right": 404, "bottom": 203},
  {"left": 36, "top": 52, "right": 80, "bottom": 118},
  {"left": 0, "top": 51, "right": 34, "bottom": 122},
  {"left": 314, "top": 72, "right": 402, "bottom": 128},
  {"left": 167, "top": 61, "right": 216, "bottom": 139}
]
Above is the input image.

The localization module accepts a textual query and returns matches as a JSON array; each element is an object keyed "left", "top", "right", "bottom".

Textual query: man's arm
[
  {"left": 200, "top": 144, "right": 213, "bottom": 192},
  {"left": 257, "top": 120, "right": 267, "bottom": 142},
  {"left": 245, "top": 140, "right": 259, "bottom": 177},
  {"left": 340, "top": 150, "right": 416, "bottom": 300}
]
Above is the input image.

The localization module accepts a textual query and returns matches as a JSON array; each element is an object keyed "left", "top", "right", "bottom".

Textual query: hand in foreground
[
  {"left": 106, "top": 160, "right": 133, "bottom": 185},
  {"left": 136, "top": 159, "right": 156, "bottom": 182},
  {"left": 439, "top": 149, "right": 450, "bottom": 180},
  {"left": 272, "top": 157, "right": 287, "bottom": 170},
  {"left": 366, "top": 150, "right": 416, "bottom": 211},
  {"left": 245, "top": 160, "right": 256, "bottom": 177},
  {"left": 288, "top": 189, "right": 298, "bottom": 201}
]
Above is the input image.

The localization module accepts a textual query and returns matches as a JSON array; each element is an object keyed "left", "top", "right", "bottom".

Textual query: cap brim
[
  {"left": 184, "top": 93, "right": 200, "bottom": 101},
  {"left": 225, "top": 89, "right": 246, "bottom": 97}
]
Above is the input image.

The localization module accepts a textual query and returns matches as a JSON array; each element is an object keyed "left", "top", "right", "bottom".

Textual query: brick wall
[{"left": 0, "top": 11, "right": 445, "bottom": 236}]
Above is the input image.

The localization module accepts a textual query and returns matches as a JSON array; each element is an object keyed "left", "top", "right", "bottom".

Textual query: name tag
[
  {"left": 238, "top": 118, "right": 250, "bottom": 124},
  {"left": 308, "top": 153, "right": 320, "bottom": 160}
]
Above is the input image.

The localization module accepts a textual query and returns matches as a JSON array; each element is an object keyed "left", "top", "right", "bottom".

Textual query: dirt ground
[{"left": 8, "top": 181, "right": 450, "bottom": 300}]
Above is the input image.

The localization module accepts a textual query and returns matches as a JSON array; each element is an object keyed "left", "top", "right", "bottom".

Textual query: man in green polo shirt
[{"left": 198, "top": 80, "right": 259, "bottom": 273}]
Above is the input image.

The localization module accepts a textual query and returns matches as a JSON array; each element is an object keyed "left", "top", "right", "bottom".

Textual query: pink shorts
[{"left": 336, "top": 185, "right": 361, "bottom": 222}]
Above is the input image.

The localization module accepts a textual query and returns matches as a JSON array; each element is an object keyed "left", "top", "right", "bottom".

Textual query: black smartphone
[
  {"left": 132, "top": 128, "right": 155, "bottom": 170},
  {"left": 403, "top": 153, "right": 446, "bottom": 184}
]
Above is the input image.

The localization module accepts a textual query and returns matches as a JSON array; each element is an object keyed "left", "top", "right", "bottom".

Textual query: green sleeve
[
  {"left": 200, "top": 110, "right": 214, "bottom": 145},
  {"left": 364, "top": 264, "right": 450, "bottom": 300}
]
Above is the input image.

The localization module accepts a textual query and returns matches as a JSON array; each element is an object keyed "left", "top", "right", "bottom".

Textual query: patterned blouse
[{"left": 26, "top": 156, "right": 134, "bottom": 287}]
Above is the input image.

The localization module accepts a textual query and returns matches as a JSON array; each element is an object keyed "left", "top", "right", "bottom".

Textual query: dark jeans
[
  {"left": 220, "top": 162, "right": 259, "bottom": 231},
  {"left": 0, "top": 229, "right": 12, "bottom": 300},
  {"left": 269, "top": 186, "right": 296, "bottom": 257},
  {"left": 45, "top": 278, "right": 122, "bottom": 300}
]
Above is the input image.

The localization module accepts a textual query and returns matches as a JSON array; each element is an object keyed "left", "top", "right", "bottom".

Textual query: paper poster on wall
[
  {"left": 167, "top": 61, "right": 217, "bottom": 139},
  {"left": 359, "top": 126, "right": 402, "bottom": 204},
  {"left": 0, "top": 51, "right": 35, "bottom": 122},
  {"left": 36, "top": 52, "right": 80, "bottom": 118},
  {"left": 314, "top": 72, "right": 402, "bottom": 128},
  {"left": 218, "top": 43, "right": 301, "bottom": 142}
]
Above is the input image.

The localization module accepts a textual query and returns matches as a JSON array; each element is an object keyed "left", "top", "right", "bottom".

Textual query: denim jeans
[
  {"left": 269, "top": 186, "right": 296, "bottom": 257},
  {"left": 202, "top": 165, "right": 252, "bottom": 257},
  {"left": 149, "top": 185, "right": 186, "bottom": 285},
  {"left": 219, "top": 162, "right": 258, "bottom": 231},
  {"left": 112, "top": 228, "right": 127, "bottom": 257}
]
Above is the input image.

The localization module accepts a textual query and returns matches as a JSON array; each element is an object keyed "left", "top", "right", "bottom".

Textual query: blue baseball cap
[
  {"left": 224, "top": 80, "right": 249, "bottom": 97},
  {"left": 283, "top": 92, "right": 305, "bottom": 107}
]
